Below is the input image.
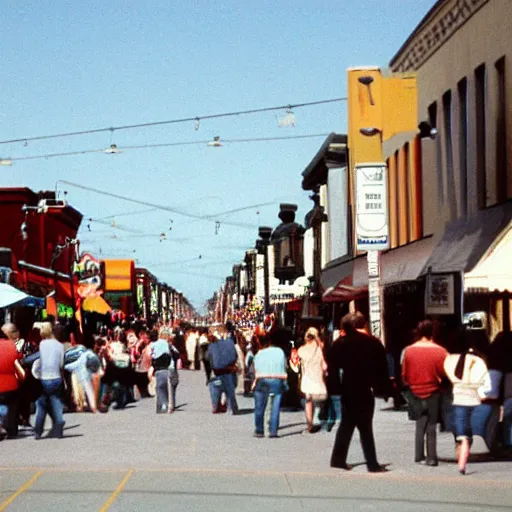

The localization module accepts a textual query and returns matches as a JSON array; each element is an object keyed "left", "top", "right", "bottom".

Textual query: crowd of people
[{"left": 1, "top": 311, "right": 511, "bottom": 476}]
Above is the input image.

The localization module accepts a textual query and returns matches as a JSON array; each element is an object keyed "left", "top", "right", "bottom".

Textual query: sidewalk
[{"left": 1, "top": 370, "right": 512, "bottom": 511}]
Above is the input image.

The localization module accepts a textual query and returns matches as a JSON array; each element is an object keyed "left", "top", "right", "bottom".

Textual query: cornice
[{"left": 390, "top": 0, "right": 490, "bottom": 72}]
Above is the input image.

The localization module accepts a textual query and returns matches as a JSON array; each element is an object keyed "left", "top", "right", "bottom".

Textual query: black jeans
[
  {"left": 330, "top": 395, "right": 379, "bottom": 469},
  {"left": 414, "top": 392, "right": 440, "bottom": 462}
]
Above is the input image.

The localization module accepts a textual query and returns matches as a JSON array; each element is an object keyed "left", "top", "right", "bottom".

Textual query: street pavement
[{"left": 1, "top": 370, "right": 512, "bottom": 511}]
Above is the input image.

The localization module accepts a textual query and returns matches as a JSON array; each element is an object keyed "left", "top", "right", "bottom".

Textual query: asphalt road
[{"left": 1, "top": 370, "right": 511, "bottom": 511}]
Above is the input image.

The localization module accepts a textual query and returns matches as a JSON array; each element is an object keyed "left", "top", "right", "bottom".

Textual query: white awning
[
  {"left": 465, "top": 221, "right": 512, "bottom": 292},
  {"left": 0, "top": 283, "right": 28, "bottom": 308}
]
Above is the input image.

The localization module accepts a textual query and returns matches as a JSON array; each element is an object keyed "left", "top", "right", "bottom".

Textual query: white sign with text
[{"left": 355, "top": 163, "right": 389, "bottom": 251}]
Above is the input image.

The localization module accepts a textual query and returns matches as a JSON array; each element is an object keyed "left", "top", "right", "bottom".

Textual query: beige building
[{"left": 389, "top": 0, "right": 512, "bottom": 335}]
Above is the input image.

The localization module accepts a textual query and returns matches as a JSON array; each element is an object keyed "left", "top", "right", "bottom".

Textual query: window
[
  {"left": 475, "top": 63, "right": 487, "bottom": 209},
  {"left": 458, "top": 78, "right": 468, "bottom": 216},
  {"left": 442, "top": 90, "right": 456, "bottom": 219},
  {"left": 495, "top": 57, "right": 507, "bottom": 202},
  {"left": 429, "top": 101, "right": 444, "bottom": 205}
]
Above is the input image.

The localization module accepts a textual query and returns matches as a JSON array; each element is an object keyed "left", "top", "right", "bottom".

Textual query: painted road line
[
  {"left": 99, "top": 469, "right": 134, "bottom": 512},
  {"left": 0, "top": 471, "right": 43, "bottom": 512}
]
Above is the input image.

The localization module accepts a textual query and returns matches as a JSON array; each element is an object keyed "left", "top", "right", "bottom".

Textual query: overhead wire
[
  {"left": 0, "top": 98, "right": 346, "bottom": 146},
  {"left": 9, "top": 133, "right": 331, "bottom": 162},
  {"left": 57, "top": 180, "right": 269, "bottom": 229}
]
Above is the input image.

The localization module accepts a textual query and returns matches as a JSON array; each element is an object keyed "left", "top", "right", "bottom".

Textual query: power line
[
  {"left": 0, "top": 98, "right": 346, "bottom": 146},
  {"left": 9, "top": 133, "right": 330, "bottom": 162},
  {"left": 56, "top": 180, "right": 260, "bottom": 229}
]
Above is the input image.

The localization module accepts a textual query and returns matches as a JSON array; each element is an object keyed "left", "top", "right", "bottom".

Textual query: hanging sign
[{"left": 355, "top": 163, "right": 389, "bottom": 251}]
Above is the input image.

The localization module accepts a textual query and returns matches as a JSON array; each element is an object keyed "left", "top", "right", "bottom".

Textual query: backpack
[
  {"left": 113, "top": 353, "right": 131, "bottom": 369},
  {"left": 64, "top": 345, "right": 86, "bottom": 365},
  {"left": 85, "top": 352, "right": 101, "bottom": 373}
]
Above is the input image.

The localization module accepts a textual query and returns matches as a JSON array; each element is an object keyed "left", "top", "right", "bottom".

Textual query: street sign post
[{"left": 355, "top": 163, "right": 389, "bottom": 343}]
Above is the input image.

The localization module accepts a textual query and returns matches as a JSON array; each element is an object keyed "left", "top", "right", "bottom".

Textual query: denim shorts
[{"left": 453, "top": 405, "right": 476, "bottom": 441}]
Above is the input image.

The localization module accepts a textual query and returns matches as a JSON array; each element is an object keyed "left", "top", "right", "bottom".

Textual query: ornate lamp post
[
  {"left": 270, "top": 204, "right": 305, "bottom": 284},
  {"left": 256, "top": 226, "right": 272, "bottom": 314}
]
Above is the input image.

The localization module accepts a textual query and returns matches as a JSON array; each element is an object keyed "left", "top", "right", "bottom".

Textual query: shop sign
[
  {"left": 355, "top": 163, "right": 389, "bottom": 251},
  {"left": 425, "top": 273, "right": 455, "bottom": 315}
]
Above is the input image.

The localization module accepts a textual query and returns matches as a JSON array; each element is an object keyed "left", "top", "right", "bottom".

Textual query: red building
[{"left": 0, "top": 187, "right": 82, "bottom": 305}]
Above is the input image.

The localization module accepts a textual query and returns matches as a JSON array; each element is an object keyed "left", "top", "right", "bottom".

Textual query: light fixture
[
  {"left": 277, "top": 108, "right": 296, "bottom": 128},
  {"left": 0, "top": 158, "right": 13, "bottom": 166},
  {"left": 418, "top": 121, "right": 438, "bottom": 140},
  {"left": 358, "top": 76, "right": 375, "bottom": 105},
  {"left": 359, "top": 127, "right": 381, "bottom": 137},
  {"left": 207, "top": 136, "right": 222, "bottom": 147},
  {"left": 105, "top": 144, "right": 122, "bottom": 154}
]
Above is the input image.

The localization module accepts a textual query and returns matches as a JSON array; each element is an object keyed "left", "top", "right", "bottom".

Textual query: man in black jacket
[{"left": 329, "top": 312, "right": 391, "bottom": 473}]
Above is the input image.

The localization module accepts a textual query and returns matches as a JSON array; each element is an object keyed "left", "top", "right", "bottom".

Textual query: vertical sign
[
  {"left": 367, "top": 250, "right": 383, "bottom": 342},
  {"left": 355, "top": 163, "right": 389, "bottom": 251},
  {"left": 355, "top": 163, "right": 388, "bottom": 343}
]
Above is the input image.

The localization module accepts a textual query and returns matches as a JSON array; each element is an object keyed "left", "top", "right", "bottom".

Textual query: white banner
[{"left": 355, "top": 163, "right": 389, "bottom": 251}]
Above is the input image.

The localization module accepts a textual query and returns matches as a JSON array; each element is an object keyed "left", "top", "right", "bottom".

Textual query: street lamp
[
  {"left": 256, "top": 226, "right": 272, "bottom": 314},
  {"left": 270, "top": 204, "right": 305, "bottom": 285}
]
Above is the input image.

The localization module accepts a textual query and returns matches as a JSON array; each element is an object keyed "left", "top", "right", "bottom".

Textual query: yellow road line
[
  {"left": 99, "top": 469, "right": 134, "bottom": 512},
  {"left": 0, "top": 471, "right": 43, "bottom": 512}
]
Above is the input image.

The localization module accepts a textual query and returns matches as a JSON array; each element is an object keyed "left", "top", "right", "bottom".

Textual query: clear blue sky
[{"left": 0, "top": 0, "right": 435, "bottom": 311}]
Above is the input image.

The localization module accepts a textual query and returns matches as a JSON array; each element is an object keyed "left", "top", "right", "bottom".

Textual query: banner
[{"left": 355, "top": 163, "right": 389, "bottom": 251}]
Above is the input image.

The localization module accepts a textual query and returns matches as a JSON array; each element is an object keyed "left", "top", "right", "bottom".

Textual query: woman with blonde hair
[
  {"left": 33, "top": 322, "right": 65, "bottom": 439},
  {"left": 298, "top": 327, "right": 328, "bottom": 433}
]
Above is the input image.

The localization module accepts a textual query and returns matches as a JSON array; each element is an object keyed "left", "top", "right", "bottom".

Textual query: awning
[
  {"left": 82, "top": 295, "right": 112, "bottom": 315},
  {"left": 322, "top": 236, "right": 435, "bottom": 302},
  {"left": 0, "top": 283, "right": 28, "bottom": 308},
  {"left": 285, "top": 298, "right": 304, "bottom": 312},
  {"left": 422, "top": 201, "right": 512, "bottom": 276},
  {"left": 464, "top": 219, "right": 512, "bottom": 292}
]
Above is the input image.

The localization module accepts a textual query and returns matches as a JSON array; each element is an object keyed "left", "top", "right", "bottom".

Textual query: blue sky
[{"left": 0, "top": 0, "right": 435, "bottom": 310}]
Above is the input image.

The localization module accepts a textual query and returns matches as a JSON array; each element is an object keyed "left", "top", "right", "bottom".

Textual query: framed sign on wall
[{"left": 425, "top": 273, "right": 455, "bottom": 315}]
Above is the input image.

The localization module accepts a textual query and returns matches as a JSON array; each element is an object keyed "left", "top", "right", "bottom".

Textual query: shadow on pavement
[
  {"left": 235, "top": 408, "right": 254, "bottom": 415},
  {"left": 279, "top": 422, "right": 305, "bottom": 430},
  {"left": 173, "top": 403, "right": 188, "bottom": 411},
  {"left": 278, "top": 430, "right": 304, "bottom": 438}
]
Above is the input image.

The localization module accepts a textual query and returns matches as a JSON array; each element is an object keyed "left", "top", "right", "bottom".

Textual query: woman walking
[
  {"left": 444, "top": 336, "right": 491, "bottom": 474},
  {"left": 298, "top": 327, "right": 328, "bottom": 433}
]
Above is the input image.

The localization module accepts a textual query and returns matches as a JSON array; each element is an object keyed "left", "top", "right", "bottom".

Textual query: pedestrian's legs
[
  {"left": 34, "top": 393, "right": 49, "bottom": 437},
  {"left": 254, "top": 382, "right": 268, "bottom": 435},
  {"left": 304, "top": 398, "right": 314, "bottom": 431},
  {"left": 268, "top": 391, "right": 283, "bottom": 437},
  {"left": 209, "top": 377, "right": 223, "bottom": 412},
  {"left": 155, "top": 370, "right": 169, "bottom": 413},
  {"left": 502, "top": 398, "right": 512, "bottom": 447},
  {"left": 82, "top": 377, "right": 97, "bottom": 413},
  {"left": 356, "top": 398, "right": 380, "bottom": 470},
  {"left": 330, "top": 402, "right": 357, "bottom": 468},
  {"left": 415, "top": 415, "right": 428, "bottom": 461},
  {"left": 425, "top": 393, "right": 440, "bottom": 464},
  {"left": 220, "top": 374, "right": 238, "bottom": 414}
]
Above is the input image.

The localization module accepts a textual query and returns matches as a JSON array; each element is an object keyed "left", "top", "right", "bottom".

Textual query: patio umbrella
[{"left": 0, "top": 283, "right": 29, "bottom": 309}]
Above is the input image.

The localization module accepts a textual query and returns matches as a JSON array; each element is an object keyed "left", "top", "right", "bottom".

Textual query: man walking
[
  {"left": 208, "top": 321, "right": 239, "bottom": 414},
  {"left": 401, "top": 320, "right": 447, "bottom": 465},
  {"left": 329, "top": 312, "right": 391, "bottom": 472}
]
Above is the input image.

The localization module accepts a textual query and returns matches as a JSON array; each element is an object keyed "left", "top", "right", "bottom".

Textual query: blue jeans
[
  {"left": 324, "top": 395, "right": 342, "bottom": 430},
  {"left": 35, "top": 378, "right": 64, "bottom": 435},
  {"left": 254, "top": 378, "right": 284, "bottom": 436},
  {"left": 209, "top": 373, "right": 238, "bottom": 413}
]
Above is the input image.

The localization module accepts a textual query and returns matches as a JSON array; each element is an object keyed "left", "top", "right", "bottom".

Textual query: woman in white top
[
  {"left": 444, "top": 344, "right": 491, "bottom": 475},
  {"left": 298, "top": 327, "right": 327, "bottom": 433}
]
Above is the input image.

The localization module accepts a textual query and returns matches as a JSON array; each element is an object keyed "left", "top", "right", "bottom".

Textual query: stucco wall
[{"left": 391, "top": 0, "right": 512, "bottom": 236}]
